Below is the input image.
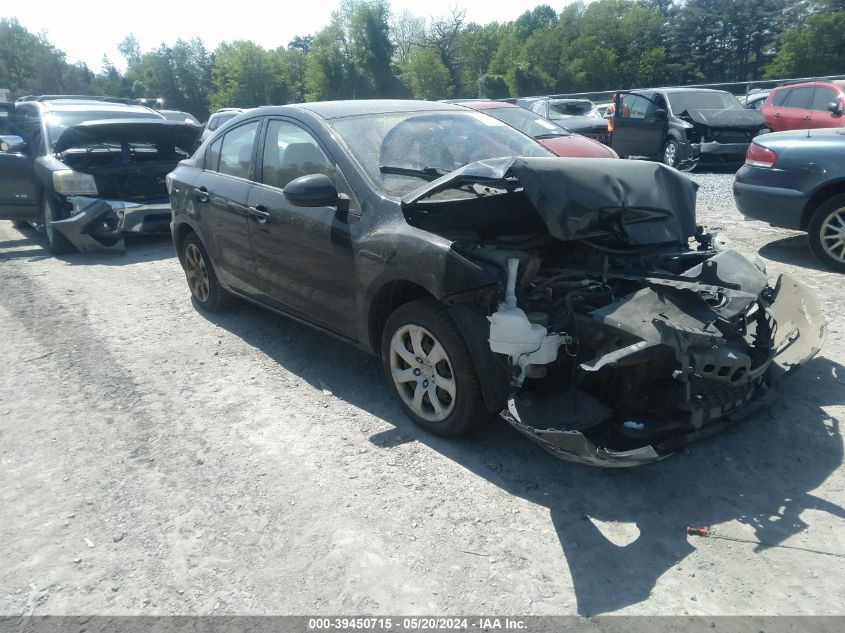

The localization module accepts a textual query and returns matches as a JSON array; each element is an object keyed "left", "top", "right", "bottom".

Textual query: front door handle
[
  {"left": 773, "top": 112, "right": 781, "bottom": 117},
  {"left": 803, "top": 115, "right": 812, "bottom": 120},
  {"left": 248, "top": 205, "right": 270, "bottom": 223},
  {"left": 195, "top": 186, "right": 209, "bottom": 203}
]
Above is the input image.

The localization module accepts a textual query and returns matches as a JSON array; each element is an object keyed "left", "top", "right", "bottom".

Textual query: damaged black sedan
[
  {"left": 0, "top": 96, "right": 202, "bottom": 253},
  {"left": 168, "top": 100, "right": 824, "bottom": 466}
]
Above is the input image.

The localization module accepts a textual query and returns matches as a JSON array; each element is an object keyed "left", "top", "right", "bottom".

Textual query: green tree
[
  {"left": 401, "top": 48, "right": 451, "bottom": 99},
  {"left": 765, "top": 10, "right": 845, "bottom": 77},
  {"left": 209, "top": 41, "right": 288, "bottom": 109}
]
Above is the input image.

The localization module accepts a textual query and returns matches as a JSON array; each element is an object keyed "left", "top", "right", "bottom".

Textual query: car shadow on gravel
[
  {"left": 6, "top": 225, "right": 176, "bottom": 265},
  {"left": 200, "top": 301, "right": 845, "bottom": 616},
  {"left": 758, "top": 235, "right": 831, "bottom": 272}
]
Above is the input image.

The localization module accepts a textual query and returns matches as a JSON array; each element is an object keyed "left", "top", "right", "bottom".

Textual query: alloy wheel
[
  {"left": 389, "top": 324, "right": 456, "bottom": 423},
  {"left": 184, "top": 243, "right": 210, "bottom": 302},
  {"left": 663, "top": 142, "right": 677, "bottom": 167},
  {"left": 819, "top": 206, "right": 845, "bottom": 264}
]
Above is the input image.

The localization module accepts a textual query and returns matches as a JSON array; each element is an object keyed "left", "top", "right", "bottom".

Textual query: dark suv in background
[
  {"left": 611, "top": 88, "right": 769, "bottom": 171},
  {"left": 0, "top": 95, "right": 201, "bottom": 253}
]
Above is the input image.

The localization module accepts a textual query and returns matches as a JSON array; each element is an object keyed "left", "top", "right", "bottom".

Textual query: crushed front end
[
  {"left": 402, "top": 157, "right": 825, "bottom": 466},
  {"left": 491, "top": 248, "right": 824, "bottom": 466},
  {"left": 47, "top": 119, "right": 201, "bottom": 252}
]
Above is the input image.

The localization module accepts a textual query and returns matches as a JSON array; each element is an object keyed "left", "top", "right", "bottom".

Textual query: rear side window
[
  {"left": 811, "top": 87, "right": 839, "bottom": 111},
  {"left": 782, "top": 87, "right": 814, "bottom": 109},
  {"left": 261, "top": 120, "right": 334, "bottom": 190},
  {"left": 771, "top": 89, "right": 790, "bottom": 107},
  {"left": 218, "top": 121, "right": 259, "bottom": 180}
]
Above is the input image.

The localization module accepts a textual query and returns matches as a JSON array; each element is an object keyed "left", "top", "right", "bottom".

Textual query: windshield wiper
[
  {"left": 379, "top": 165, "right": 450, "bottom": 180},
  {"left": 534, "top": 132, "right": 567, "bottom": 139}
]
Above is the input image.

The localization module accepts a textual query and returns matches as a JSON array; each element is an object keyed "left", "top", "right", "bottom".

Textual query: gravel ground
[{"left": 1, "top": 169, "right": 844, "bottom": 617}]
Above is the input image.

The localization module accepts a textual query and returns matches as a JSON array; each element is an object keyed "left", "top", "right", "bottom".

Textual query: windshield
[
  {"left": 667, "top": 91, "right": 743, "bottom": 113},
  {"left": 44, "top": 110, "right": 162, "bottom": 148},
  {"left": 481, "top": 106, "right": 571, "bottom": 138},
  {"left": 548, "top": 100, "right": 600, "bottom": 119},
  {"left": 331, "top": 110, "right": 552, "bottom": 197}
]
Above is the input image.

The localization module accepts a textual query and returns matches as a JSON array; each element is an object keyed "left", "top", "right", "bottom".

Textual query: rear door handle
[
  {"left": 195, "top": 186, "right": 209, "bottom": 203},
  {"left": 248, "top": 205, "right": 270, "bottom": 223},
  {"left": 773, "top": 112, "right": 780, "bottom": 117},
  {"left": 803, "top": 115, "right": 812, "bottom": 120}
]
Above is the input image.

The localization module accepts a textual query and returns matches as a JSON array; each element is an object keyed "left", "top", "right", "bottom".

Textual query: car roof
[
  {"left": 288, "top": 99, "right": 467, "bottom": 120},
  {"left": 773, "top": 80, "right": 845, "bottom": 91},
  {"left": 638, "top": 88, "right": 732, "bottom": 95},
  {"left": 453, "top": 101, "right": 516, "bottom": 110}
]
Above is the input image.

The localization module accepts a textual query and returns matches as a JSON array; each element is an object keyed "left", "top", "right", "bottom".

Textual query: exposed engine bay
[
  {"left": 49, "top": 119, "right": 202, "bottom": 252},
  {"left": 403, "top": 157, "right": 826, "bottom": 465}
]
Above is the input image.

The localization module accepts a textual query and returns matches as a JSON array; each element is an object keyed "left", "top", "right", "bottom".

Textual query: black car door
[
  {"left": 611, "top": 92, "right": 666, "bottom": 158},
  {"left": 245, "top": 117, "right": 358, "bottom": 338},
  {"left": 0, "top": 105, "right": 40, "bottom": 220},
  {"left": 193, "top": 120, "right": 260, "bottom": 292}
]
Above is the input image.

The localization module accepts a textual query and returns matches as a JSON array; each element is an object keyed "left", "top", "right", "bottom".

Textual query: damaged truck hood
[
  {"left": 684, "top": 109, "right": 765, "bottom": 128},
  {"left": 53, "top": 119, "right": 203, "bottom": 154},
  {"left": 402, "top": 156, "right": 698, "bottom": 244}
]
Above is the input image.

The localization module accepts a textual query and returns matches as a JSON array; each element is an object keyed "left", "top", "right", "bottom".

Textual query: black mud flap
[{"left": 51, "top": 200, "right": 125, "bottom": 254}]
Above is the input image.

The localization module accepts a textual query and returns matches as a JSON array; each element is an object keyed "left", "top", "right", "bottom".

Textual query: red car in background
[
  {"left": 761, "top": 81, "right": 845, "bottom": 132},
  {"left": 453, "top": 101, "right": 618, "bottom": 158}
]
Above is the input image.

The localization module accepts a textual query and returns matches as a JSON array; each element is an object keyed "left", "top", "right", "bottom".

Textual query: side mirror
[
  {"left": 0, "top": 135, "right": 28, "bottom": 154},
  {"left": 283, "top": 173, "right": 341, "bottom": 208},
  {"left": 654, "top": 109, "right": 668, "bottom": 121},
  {"left": 827, "top": 102, "right": 843, "bottom": 115}
]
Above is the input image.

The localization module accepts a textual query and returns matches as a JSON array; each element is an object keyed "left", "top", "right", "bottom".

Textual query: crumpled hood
[
  {"left": 53, "top": 119, "right": 203, "bottom": 154},
  {"left": 684, "top": 109, "right": 765, "bottom": 128},
  {"left": 402, "top": 156, "right": 698, "bottom": 244}
]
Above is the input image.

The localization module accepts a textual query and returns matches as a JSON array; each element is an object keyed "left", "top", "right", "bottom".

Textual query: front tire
[
  {"left": 42, "top": 197, "right": 75, "bottom": 254},
  {"left": 381, "top": 299, "right": 488, "bottom": 437},
  {"left": 808, "top": 194, "right": 845, "bottom": 273},
  {"left": 181, "top": 232, "right": 231, "bottom": 311}
]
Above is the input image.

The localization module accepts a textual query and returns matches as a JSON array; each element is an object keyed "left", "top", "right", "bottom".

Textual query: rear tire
[
  {"left": 381, "top": 299, "right": 488, "bottom": 438},
  {"left": 42, "top": 197, "right": 75, "bottom": 255},
  {"left": 808, "top": 193, "right": 845, "bottom": 273},
  {"left": 181, "top": 232, "right": 231, "bottom": 311}
]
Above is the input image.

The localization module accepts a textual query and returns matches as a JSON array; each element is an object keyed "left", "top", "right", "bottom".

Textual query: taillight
[{"left": 745, "top": 142, "right": 777, "bottom": 168}]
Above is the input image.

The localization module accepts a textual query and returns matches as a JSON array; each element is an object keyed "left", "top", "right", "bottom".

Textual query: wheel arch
[
  {"left": 801, "top": 179, "right": 845, "bottom": 230},
  {"left": 367, "top": 280, "right": 436, "bottom": 356}
]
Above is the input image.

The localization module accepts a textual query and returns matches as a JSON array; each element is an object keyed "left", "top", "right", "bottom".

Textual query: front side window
[
  {"left": 620, "top": 94, "right": 651, "bottom": 119},
  {"left": 218, "top": 121, "right": 259, "bottom": 180},
  {"left": 261, "top": 120, "right": 334, "bottom": 190},
  {"left": 811, "top": 87, "right": 839, "bottom": 111}
]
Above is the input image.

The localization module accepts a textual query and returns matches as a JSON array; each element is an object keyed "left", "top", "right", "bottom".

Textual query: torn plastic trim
[{"left": 51, "top": 196, "right": 172, "bottom": 252}]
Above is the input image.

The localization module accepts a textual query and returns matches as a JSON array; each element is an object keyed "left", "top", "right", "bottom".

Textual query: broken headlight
[{"left": 52, "top": 169, "right": 98, "bottom": 196}]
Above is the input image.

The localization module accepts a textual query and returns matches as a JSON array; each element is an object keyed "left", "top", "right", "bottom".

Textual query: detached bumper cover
[
  {"left": 499, "top": 274, "right": 825, "bottom": 467},
  {"left": 51, "top": 196, "right": 172, "bottom": 252}
]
